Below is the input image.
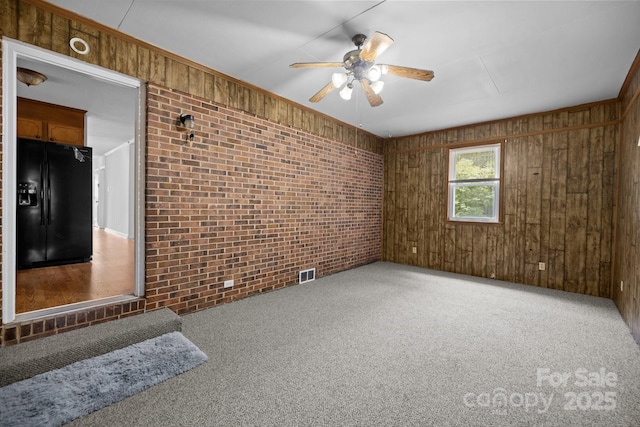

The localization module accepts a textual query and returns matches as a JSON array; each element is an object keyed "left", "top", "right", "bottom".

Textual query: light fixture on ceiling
[
  {"left": 367, "top": 65, "right": 382, "bottom": 82},
  {"left": 179, "top": 114, "right": 195, "bottom": 141},
  {"left": 332, "top": 67, "right": 384, "bottom": 101},
  {"left": 331, "top": 72, "right": 348, "bottom": 89},
  {"left": 370, "top": 81, "right": 384, "bottom": 95},
  {"left": 339, "top": 83, "right": 354, "bottom": 101},
  {"left": 16, "top": 67, "right": 47, "bottom": 87},
  {"left": 291, "top": 32, "right": 434, "bottom": 107}
]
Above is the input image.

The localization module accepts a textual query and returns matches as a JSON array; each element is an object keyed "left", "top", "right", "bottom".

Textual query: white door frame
[
  {"left": 96, "top": 166, "right": 107, "bottom": 229},
  {"left": 2, "top": 38, "right": 146, "bottom": 324}
]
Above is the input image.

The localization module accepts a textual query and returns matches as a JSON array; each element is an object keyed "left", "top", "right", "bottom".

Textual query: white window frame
[{"left": 447, "top": 143, "right": 501, "bottom": 223}]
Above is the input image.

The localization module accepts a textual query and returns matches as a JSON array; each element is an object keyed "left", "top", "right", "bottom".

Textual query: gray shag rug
[{"left": 0, "top": 331, "right": 207, "bottom": 427}]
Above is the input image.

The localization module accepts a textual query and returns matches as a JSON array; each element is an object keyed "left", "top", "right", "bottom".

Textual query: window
[{"left": 447, "top": 143, "right": 501, "bottom": 223}]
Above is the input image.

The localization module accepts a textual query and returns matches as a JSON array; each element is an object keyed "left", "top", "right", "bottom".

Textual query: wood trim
[
  {"left": 609, "top": 49, "right": 640, "bottom": 300},
  {"left": 444, "top": 142, "right": 451, "bottom": 228},
  {"left": 21, "top": 0, "right": 380, "bottom": 141},
  {"left": 396, "top": 99, "right": 620, "bottom": 141},
  {"left": 444, "top": 220, "right": 504, "bottom": 227},
  {"left": 387, "top": 120, "right": 621, "bottom": 155},
  {"left": 620, "top": 79, "right": 640, "bottom": 122},
  {"left": 618, "top": 49, "right": 640, "bottom": 101},
  {"left": 610, "top": 113, "right": 623, "bottom": 300},
  {"left": 17, "top": 97, "right": 85, "bottom": 125}
]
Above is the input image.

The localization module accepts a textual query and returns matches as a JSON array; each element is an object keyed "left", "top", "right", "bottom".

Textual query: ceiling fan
[{"left": 290, "top": 32, "right": 434, "bottom": 107}]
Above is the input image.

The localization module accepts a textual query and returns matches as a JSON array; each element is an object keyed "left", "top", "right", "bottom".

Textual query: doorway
[{"left": 2, "top": 38, "right": 146, "bottom": 324}]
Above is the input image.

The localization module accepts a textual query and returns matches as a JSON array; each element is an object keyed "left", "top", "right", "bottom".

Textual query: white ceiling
[
  {"left": 17, "top": 56, "right": 138, "bottom": 156},
  {"left": 41, "top": 0, "right": 640, "bottom": 139}
]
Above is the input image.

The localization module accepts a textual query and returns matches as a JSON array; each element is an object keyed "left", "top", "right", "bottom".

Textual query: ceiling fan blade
[
  {"left": 361, "top": 79, "right": 383, "bottom": 107},
  {"left": 360, "top": 32, "right": 394, "bottom": 62},
  {"left": 309, "top": 81, "right": 336, "bottom": 103},
  {"left": 290, "top": 62, "right": 344, "bottom": 69},
  {"left": 380, "top": 64, "right": 435, "bottom": 81}
]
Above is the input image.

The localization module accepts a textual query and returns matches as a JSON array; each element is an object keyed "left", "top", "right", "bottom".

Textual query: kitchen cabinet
[
  {"left": 47, "top": 123, "right": 84, "bottom": 145},
  {"left": 17, "top": 117, "right": 43, "bottom": 140},
  {"left": 17, "top": 98, "right": 86, "bottom": 146}
]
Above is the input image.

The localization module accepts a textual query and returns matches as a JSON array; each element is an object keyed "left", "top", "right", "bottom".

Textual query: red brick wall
[
  {"left": 1, "top": 301, "right": 147, "bottom": 345},
  {"left": 144, "top": 84, "right": 383, "bottom": 314},
  {"left": 1, "top": 83, "right": 382, "bottom": 344}
]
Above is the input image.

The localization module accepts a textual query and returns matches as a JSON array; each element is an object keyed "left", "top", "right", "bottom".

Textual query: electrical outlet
[
  {"left": 412, "top": 246, "right": 417, "bottom": 254},
  {"left": 224, "top": 279, "right": 234, "bottom": 289},
  {"left": 620, "top": 281, "right": 624, "bottom": 292},
  {"left": 538, "top": 262, "right": 546, "bottom": 271}
]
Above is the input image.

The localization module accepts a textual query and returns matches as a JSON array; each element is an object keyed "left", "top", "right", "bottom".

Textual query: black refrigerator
[{"left": 17, "top": 138, "right": 93, "bottom": 269}]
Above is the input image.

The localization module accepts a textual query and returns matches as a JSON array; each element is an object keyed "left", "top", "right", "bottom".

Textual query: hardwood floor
[{"left": 16, "top": 228, "right": 135, "bottom": 314}]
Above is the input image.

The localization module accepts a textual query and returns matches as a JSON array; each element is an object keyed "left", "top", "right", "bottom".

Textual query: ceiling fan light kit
[
  {"left": 331, "top": 72, "right": 348, "bottom": 88},
  {"left": 290, "top": 31, "right": 434, "bottom": 107},
  {"left": 339, "top": 83, "right": 353, "bottom": 101},
  {"left": 367, "top": 65, "right": 382, "bottom": 82},
  {"left": 370, "top": 80, "right": 384, "bottom": 95}
]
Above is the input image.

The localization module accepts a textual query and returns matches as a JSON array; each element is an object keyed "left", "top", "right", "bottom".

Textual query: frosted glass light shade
[
  {"left": 367, "top": 65, "right": 382, "bottom": 82},
  {"left": 370, "top": 80, "right": 384, "bottom": 94},
  {"left": 339, "top": 84, "right": 353, "bottom": 100},
  {"left": 331, "top": 72, "right": 347, "bottom": 88}
]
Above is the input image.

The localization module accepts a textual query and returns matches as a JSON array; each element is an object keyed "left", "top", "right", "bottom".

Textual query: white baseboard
[{"left": 104, "top": 228, "right": 129, "bottom": 239}]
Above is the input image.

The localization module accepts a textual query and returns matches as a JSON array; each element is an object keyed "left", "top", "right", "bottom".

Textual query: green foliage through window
[
  {"left": 454, "top": 153, "right": 497, "bottom": 180},
  {"left": 448, "top": 144, "right": 501, "bottom": 222},
  {"left": 453, "top": 185, "right": 496, "bottom": 218}
]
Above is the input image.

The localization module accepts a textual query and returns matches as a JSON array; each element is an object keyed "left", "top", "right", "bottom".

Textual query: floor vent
[{"left": 299, "top": 268, "right": 316, "bottom": 284}]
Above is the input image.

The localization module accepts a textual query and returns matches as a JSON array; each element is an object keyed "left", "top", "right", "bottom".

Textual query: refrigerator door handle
[
  {"left": 46, "top": 161, "right": 52, "bottom": 225},
  {"left": 40, "top": 189, "right": 45, "bottom": 225},
  {"left": 47, "top": 187, "right": 51, "bottom": 225},
  {"left": 40, "top": 162, "right": 45, "bottom": 225}
]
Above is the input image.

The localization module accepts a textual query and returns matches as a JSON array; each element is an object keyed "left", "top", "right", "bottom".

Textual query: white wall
[
  {"left": 128, "top": 142, "right": 135, "bottom": 238},
  {"left": 104, "top": 142, "right": 132, "bottom": 238},
  {"left": 93, "top": 156, "right": 105, "bottom": 228}
]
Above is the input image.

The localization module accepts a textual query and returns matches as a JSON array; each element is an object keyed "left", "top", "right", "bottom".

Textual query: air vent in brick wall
[{"left": 299, "top": 268, "right": 316, "bottom": 284}]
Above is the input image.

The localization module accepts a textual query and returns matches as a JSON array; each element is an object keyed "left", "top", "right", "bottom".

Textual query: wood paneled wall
[
  {"left": 613, "top": 51, "right": 640, "bottom": 344},
  {"left": 384, "top": 101, "right": 619, "bottom": 298}
]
